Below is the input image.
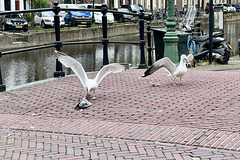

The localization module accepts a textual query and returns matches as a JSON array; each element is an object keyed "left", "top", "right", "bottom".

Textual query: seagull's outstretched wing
[
  {"left": 94, "top": 63, "right": 125, "bottom": 85},
  {"left": 142, "top": 57, "right": 177, "bottom": 77},
  {"left": 187, "top": 53, "right": 196, "bottom": 67},
  {"left": 54, "top": 50, "right": 88, "bottom": 87}
]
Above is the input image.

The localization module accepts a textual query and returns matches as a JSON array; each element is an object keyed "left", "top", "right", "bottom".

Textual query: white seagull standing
[
  {"left": 54, "top": 50, "right": 125, "bottom": 108},
  {"left": 142, "top": 54, "right": 195, "bottom": 86}
]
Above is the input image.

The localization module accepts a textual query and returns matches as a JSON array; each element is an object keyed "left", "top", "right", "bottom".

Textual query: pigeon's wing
[
  {"left": 54, "top": 50, "right": 88, "bottom": 87},
  {"left": 142, "top": 57, "right": 177, "bottom": 77},
  {"left": 94, "top": 63, "right": 125, "bottom": 85},
  {"left": 187, "top": 53, "right": 196, "bottom": 67}
]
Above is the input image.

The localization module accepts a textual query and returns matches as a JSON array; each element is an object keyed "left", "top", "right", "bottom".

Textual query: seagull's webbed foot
[{"left": 180, "top": 77, "right": 183, "bottom": 86}]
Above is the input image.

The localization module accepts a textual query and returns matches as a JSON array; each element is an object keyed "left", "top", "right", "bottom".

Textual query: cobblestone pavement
[{"left": 1, "top": 57, "right": 240, "bottom": 159}]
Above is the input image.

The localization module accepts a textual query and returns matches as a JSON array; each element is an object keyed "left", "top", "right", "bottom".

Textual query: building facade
[
  {"left": 0, "top": 0, "right": 25, "bottom": 11},
  {"left": 0, "top": 0, "right": 239, "bottom": 12}
]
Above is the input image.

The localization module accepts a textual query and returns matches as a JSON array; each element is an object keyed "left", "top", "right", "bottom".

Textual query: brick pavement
[{"left": 1, "top": 59, "right": 240, "bottom": 159}]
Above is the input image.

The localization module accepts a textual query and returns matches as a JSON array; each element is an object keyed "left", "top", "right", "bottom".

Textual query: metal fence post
[
  {"left": 0, "top": 52, "right": 6, "bottom": 92},
  {"left": 101, "top": 3, "right": 109, "bottom": 66},
  {"left": 146, "top": 21, "right": 152, "bottom": 66},
  {"left": 53, "top": 1, "right": 65, "bottom": 77},
  {"left": 138, "top": 10, "right": 147, "bottom": 69}
]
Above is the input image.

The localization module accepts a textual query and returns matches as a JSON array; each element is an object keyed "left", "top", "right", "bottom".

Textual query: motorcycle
[{"left": 188, "top": 33, "right": 232, "bottom": 64}]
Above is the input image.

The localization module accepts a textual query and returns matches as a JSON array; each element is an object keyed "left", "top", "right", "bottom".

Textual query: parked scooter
[{"left": 188, "top": 33, "right": 232, "bottom": 64}]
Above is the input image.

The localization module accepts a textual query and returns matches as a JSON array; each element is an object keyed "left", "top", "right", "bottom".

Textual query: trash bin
[{"left": 151, "top": 27, "right": 191, "bottom": 61}]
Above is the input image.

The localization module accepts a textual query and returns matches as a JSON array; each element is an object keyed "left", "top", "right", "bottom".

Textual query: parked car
[
  {"left": 231, "top": 4, "right": 240, "bottom": 12},
  {"left": 59, "top": 4, "right": 92, "bottom": 27},
  {"left": 215, "top": 3, "right": 236, "bottom": 13},
  {"left": 113, "top": 8, "right": 138, "bottom": 23},
  {"left": 0, "top": 13, "right": 28, "bottom": 32},
  {"left": 34, "top": 11, "right": 65, "bottom": 28},
  {"left": 120, "top": 4, "right": 152, "bottom": 21},
  {"left": 78, "top": 4, "right": 114, "bottom": 24}
]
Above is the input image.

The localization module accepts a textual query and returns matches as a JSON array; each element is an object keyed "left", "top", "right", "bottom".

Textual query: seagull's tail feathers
[{"left": 142, "top": 65, "right": 154, "bottom": 77}]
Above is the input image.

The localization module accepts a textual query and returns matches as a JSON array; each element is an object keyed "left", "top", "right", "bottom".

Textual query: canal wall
[{"left": 0, "top": 13, "right": 240, "bottom": 50}]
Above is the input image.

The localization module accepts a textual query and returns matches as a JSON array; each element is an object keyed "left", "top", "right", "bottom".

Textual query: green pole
[
  {"left": 197, "top": 0, "right": 200, "bottom": 17},
  {"left": 163, "top": 0, "right": 179, "bottom": 64}
]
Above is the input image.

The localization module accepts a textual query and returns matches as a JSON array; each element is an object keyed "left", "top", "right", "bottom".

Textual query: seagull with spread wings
[
  {"left": 54, "top": 50, "right": 125, "bottom": 108},
  {"left": 142, "top": 54, "right": 195, "bottom": 86}
]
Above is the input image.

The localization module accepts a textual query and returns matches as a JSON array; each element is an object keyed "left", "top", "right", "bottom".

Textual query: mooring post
[
  {"left": 146, "top": 21, "right": 152, "bottom": 66},
  {"left": 138, "top": 10, "right": 147, "bottom": 69},
  {"left": 53, "top": 1, "right": 65, "bottom": 77},
  {"left": 0, "top": 52, "right": 6, "bottom": 92},
  {"left": 101, "top": 3, "right": 109, "bottom": 66}
]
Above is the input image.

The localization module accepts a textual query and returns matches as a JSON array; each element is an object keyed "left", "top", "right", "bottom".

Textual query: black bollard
[
  {"left": 146, "top": 21, "right": 153, "bottom": 66},
  {"left": 101, "top": 4, "right": 109, "bottom": 66},
  {"left": 0, "top": 53, "right": 6, "bottom": 92},
  {"left": 0, "top": 68, "right": 6, "bottom": 92},
  {"left": 53, "top": 1, "right": 65, "bottom": 77},
  {"left": 238, "top": 39, "right": 240, "bottom": 56},
  {"left": 138, "top": 10, "right": 147, "bottom": 69}
]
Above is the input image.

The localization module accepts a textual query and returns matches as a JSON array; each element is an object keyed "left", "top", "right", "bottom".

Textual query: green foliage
[
  {"left": 25, "top": 13, "right": 32, "bottom": 22},
  {"left": 34, "top": 0, "right": 50, "bottom": 9}
]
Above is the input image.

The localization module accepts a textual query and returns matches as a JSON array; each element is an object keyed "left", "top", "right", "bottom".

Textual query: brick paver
[{"left": 1, "top": 59, "right": 240, "bottom": 159}]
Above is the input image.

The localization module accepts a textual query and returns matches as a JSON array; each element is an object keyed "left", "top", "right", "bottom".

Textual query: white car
[
  {"left": 34, "top": 11, "right": 65, "bottom": 28},
  {"left": 78, "top": 4, "right": 114, "bottom": 24}
]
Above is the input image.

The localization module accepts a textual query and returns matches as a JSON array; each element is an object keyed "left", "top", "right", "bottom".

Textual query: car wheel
[
  {"left": 119, "top": 17, "right": 124, "bottom": 23},
  {"left": 41, "top": 21, "right": 45, "bottom": 28},
  {"left": 68, "top": 20, "right": 73, "bottom": 27}
]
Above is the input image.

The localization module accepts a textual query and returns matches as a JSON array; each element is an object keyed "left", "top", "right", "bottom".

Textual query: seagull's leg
[
  {"left": 180, "top": 77, "right": 183, "bottom": 85},
  {"left": 173, "top": 77, "right": 176, "bottom": 86}
]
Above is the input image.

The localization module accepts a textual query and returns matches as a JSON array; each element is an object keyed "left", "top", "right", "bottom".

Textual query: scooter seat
[
  {"left": 196, "top": 35, "right": 209, "bottom": 42},
  {"left": 196, "top": 32, "right": 223, "bottom": 43}
]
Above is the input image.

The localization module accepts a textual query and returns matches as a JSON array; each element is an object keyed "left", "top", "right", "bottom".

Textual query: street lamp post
[{"left": 163, "top": 0, "right": 179, "bottom": 64}]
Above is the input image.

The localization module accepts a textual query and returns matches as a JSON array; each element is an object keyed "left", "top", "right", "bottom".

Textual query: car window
[
  {"left": 131, "top": 5, "right": 141, "bottom": 11},
  {"left": 5, "top": 14, "right": 22, "bottom": 18},
  {"left": 78, "top": 5, "right": 86, "bottom": 9},
  {"left": 42, "top": 11, "right": 55, "bottom": 17}
]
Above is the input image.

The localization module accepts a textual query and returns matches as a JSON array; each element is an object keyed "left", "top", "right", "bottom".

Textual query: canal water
[
  {"left": 0, "top": 21, "right": 240, "bottom": 90},
  {"left": 0, "top": 34, "right": 141, "bottom": 89}
]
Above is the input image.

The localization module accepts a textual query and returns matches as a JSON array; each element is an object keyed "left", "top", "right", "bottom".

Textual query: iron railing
[{"left": 0, "top": 1, "right": 153, "bottom": 92}]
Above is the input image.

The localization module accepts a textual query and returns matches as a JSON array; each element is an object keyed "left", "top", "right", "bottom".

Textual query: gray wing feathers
[
  {"left": 95, "top": 63, "right": 125, "bottom": 85},
  {"left": 143, "top": 57, "right": 177, "bottom": 77},
  {"left": 54, "top": 50, "right": 88, "bottom": 86}
]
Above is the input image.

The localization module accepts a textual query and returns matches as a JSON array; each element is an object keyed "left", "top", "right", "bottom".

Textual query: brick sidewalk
[{"left": 1, "top": 61, "right": 240, "bottom": 159}]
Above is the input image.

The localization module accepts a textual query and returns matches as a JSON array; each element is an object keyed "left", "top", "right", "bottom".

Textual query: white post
[
  {"left": 114, "top": 0, "right": 118, "bottom": 8},
  {"left": 0, "top": 0, "right": 5, "bottom": 11},
  {"left": 123, "top": 0, "right": 125, "bottom": 5},
  {"left": 11, "top": 0, "right": 15, "bottom": 11},
  {"left": 20, "top": 0, "right": 24, "bottom": 10}
]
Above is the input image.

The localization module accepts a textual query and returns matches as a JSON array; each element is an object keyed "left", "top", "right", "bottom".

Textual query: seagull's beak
[{"left": 87, "top": 89, "right": 90, "bottom": 94}]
